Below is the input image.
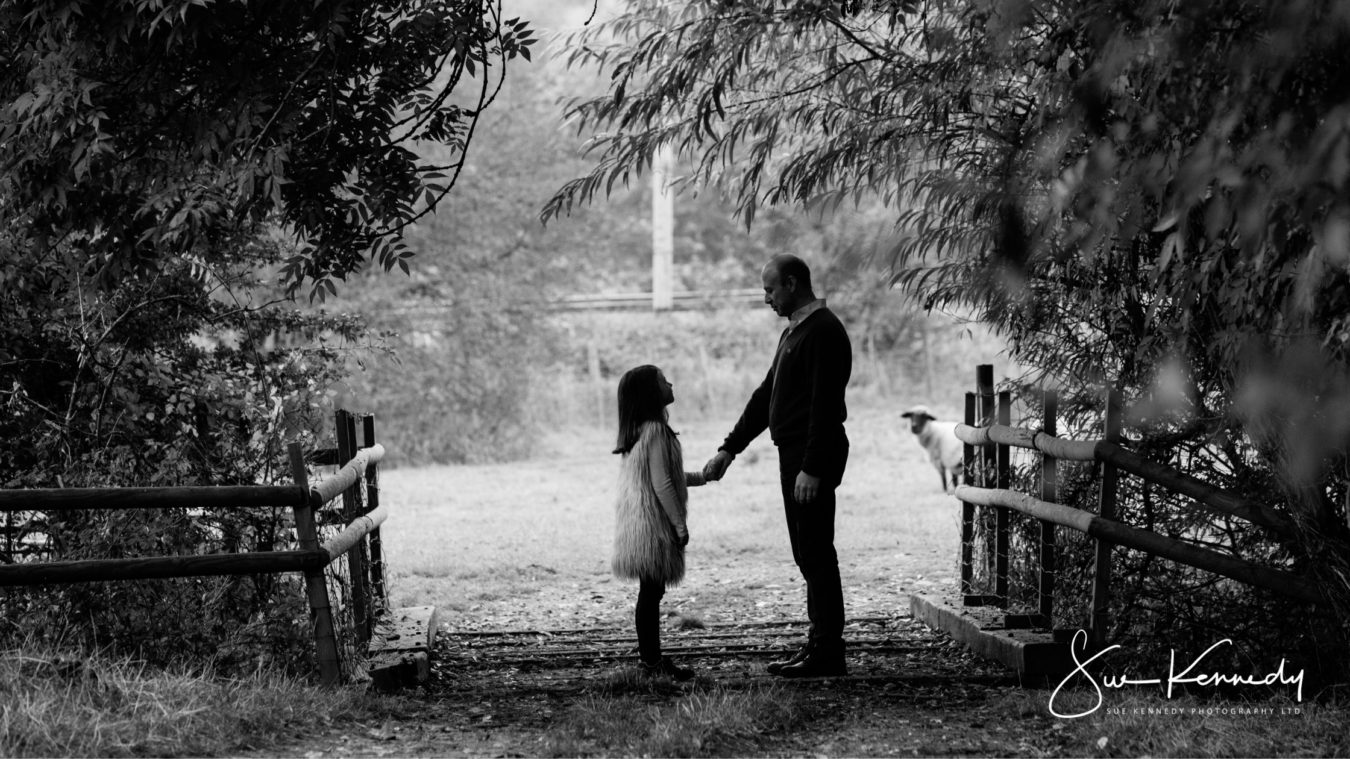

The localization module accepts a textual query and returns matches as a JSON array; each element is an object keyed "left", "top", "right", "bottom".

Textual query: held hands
[{"left": 702, "top": 450, "right": 734, "bottom": 482}]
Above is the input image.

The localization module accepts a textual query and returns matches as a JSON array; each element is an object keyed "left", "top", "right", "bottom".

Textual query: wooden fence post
[
  {"left": 977, "top": 364, "right": 996, "bottom": 602},
  {"left": 336, "top": 410, "right": 371, "bottom": 644},
  {"left": 289, "top": 443, "right": 341, "bottom": 686},
  {"left": 1090, "top": 388, "right": 1123, "bottom": 646},
  {"left": 994, "top": 390, "right": 1011, "bottom": 607},
  {"left": 1039, "top": 389, "right": 1059, "bottom": 627},
  {"left": 960, "top": 391, "right": 976, "bottom": 599},
  {"left": 362, "top": 414, "right": 387, "bottom": 614}
]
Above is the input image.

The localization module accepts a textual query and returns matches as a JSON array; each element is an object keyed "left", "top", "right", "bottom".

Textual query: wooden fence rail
[
  {"left": 0, "top": 486, "right": 309, "bottom": 512},
  {"left": 0, "top": 415, "right": 386, "bottom": 687},
  {"left": 955, "top": 486, "right": 1322, "bottom": 605},
  {"left": 916, "top": 364, "right": 1324, "bottom": 675},
  {"left": 956, "top": 423, "right": 1295, "bottom": 535},
  {"left": 0, "top": 444, "right": 384, "bottom": 588}
]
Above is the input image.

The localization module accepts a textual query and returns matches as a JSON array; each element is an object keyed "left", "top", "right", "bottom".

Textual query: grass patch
[
  {"left": 0, "top": 645, "right": 375, "bottom": 758},
  {"left": 540, "top": 683, "right": 801, "bottom": 758},
  {"left": 589, "top": 665, "right": 690, "bottom": 698}
]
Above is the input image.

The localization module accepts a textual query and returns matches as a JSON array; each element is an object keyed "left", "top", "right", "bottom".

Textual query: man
[{"left": 703, "top": 254, "right": 852, "bottom": 677}]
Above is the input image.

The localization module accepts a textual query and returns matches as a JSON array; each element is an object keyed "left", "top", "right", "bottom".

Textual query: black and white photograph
[{"left": 1, "top": 0, "right": 1347, "bottom": 756}]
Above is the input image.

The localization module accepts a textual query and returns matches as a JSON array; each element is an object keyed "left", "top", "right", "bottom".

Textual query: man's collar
[{"left": 787, "top": 298, "right": 826, "bottom": 332}]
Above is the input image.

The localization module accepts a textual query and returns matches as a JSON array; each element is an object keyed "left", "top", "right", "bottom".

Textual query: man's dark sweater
[{"left": 720, "top": 305, "right": 852, "bottom": 479}]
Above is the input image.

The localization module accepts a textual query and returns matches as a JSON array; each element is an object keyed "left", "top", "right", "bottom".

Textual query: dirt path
[{"left": 267, "top": 613, "right": 1074, "bottom": 758}]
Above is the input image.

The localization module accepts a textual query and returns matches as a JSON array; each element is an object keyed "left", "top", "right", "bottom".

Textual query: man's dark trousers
[{"left": 777, "top": 439, "right": 847, "bottom": 648}]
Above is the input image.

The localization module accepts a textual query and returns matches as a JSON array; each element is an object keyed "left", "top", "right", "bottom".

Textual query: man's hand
[
  {"left": 703, "top": 450, "right": 735, "bottom": 481},
  {"left": 794, "top": 471, "right": 822, "bottom": 504}
]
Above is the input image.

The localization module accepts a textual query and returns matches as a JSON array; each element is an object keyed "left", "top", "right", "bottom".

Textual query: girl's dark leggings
[{"left": 636, "top": 578, "right": 665, "bottom": 664}]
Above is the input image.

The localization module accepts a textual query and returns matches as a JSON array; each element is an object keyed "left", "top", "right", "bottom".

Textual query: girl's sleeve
[{"left": 648, "top": 446, "right": 688, "bottom": 539}]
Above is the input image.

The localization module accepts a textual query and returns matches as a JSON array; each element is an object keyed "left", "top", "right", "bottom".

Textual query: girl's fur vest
[{"left": 613, "top": 421, "right": 687, "bottom": 586}]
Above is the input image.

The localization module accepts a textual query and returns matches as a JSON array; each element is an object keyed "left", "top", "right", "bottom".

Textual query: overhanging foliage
[{"left": 2, "top": 0, "right": 535, "bottom": 298}]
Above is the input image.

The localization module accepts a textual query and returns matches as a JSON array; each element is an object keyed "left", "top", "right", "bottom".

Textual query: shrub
[
  {"left": 0, "top": 242, "right": 367, "bottom": 675},
  {"left": 983, "top": 385, "right": 1350, "bottom": 688}
]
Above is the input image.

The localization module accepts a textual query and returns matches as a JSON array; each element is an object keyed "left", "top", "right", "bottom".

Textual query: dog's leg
[{"left": 938, "top": 465, "right": 948, "bottom": 493}]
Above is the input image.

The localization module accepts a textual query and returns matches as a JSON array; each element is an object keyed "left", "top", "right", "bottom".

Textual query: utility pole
[{"left": 651, "top": 145, "right": 674, "bottom": 311}]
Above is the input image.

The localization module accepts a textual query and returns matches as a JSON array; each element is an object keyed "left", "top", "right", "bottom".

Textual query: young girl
[{"left": 612, "top": 364, "right": 706, "bottom": 680}]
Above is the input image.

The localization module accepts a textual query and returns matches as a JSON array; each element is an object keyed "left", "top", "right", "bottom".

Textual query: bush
[
  {"left": 0, "top": 243, "right": 366, "bottom": 675},
  {"left": 533, "top": 303, "right": 1017, "bottom": 435},
  {"left": 980, "top": 385, "right": 1350, "bottom": 688},
  {"left": 335, "top": 259, "right": 557, "bottom": 466}
]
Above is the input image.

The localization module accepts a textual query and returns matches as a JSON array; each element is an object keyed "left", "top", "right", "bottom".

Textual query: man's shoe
[
  {"left": 775, "top": 643, "right": 847, "bottom": 678},
  {"left": 765, "top": 643, "right": 811, "bottom": 675},
  {"left": 640, "top": 656, "right": 695, "bottom": 682}
]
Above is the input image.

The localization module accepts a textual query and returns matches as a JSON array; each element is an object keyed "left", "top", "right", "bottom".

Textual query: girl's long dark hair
[{"left": 614, "top": 364, "right": 672, "bottom": 454}]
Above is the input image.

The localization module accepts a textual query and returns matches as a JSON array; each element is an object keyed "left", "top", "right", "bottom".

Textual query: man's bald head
[
  {"left": 763, "top": 254, "right": 814, "bottom": 296},
  {"left": 760, "top": 255, "right": 816, "bottom": 317}
]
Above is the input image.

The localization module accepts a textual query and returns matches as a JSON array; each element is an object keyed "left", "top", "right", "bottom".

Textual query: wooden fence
[
  {"left": 0, "top": 409, "right": 385, "bottom": 686},
  {"left": 915, "top": 364, "right": 1324, "bottom": 674}
]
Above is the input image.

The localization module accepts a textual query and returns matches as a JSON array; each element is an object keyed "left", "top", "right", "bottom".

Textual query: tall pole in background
[{"left": 651, "top": 145, "right": 674, "bottom": 311}]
